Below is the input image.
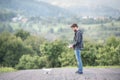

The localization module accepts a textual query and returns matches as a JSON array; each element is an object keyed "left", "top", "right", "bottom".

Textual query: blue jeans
[{"left": 74, "top": 49, "right": 83, "bottom": 72}]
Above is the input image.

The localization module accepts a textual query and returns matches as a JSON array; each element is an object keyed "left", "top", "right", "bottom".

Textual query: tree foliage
[
  {"left": 40, "top": 40, "right": 66, "bottom": 67},
  {"left": 96, "top": 37, "right": 120, "bottom": 65},
  {"left": 15, "top": 29, "right": 30, "bottom": 41},
  {"left": 0, "top": 31, "right": 119, "bottom": 69},
  {"left": 0, "top": 32, "right": 34, "bottom": 67},
  {"left": 16, "top": 55, "right": 47, "bottom": 69}
]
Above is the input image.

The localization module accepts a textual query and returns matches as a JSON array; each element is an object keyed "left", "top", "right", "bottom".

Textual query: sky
[{"left": 37, "top": 0, "right": 120, "bottom": 10}]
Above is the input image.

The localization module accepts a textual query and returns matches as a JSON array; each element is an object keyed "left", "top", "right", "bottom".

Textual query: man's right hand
[{"left": 68, "top": 44, "right": 73, "bottom": 48}]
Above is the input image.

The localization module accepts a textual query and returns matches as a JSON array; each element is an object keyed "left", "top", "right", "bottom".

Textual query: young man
[{"left": 69, "top": 23, "right": 83, "bottom": 74}]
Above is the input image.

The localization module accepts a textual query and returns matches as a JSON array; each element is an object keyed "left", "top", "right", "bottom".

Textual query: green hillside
[{"left": 1, "top": 20, "right": 120, "bottom": 41}]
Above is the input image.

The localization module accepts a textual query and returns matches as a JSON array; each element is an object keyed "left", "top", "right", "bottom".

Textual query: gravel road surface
[{"left": 0, "top": 68, "right": 120, "bottom": 80}]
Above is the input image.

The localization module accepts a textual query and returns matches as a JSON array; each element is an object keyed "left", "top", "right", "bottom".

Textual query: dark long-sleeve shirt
[{"left": 73, "top": 30, "right": 83, "bottom": 50}]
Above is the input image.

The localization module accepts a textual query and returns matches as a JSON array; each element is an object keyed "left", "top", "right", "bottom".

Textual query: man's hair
[{"left": 71, "top": 23, "right": 78, "bottom": 28}]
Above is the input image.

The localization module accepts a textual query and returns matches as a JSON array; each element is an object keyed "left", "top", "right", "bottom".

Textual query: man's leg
[{"left": 74, "top": 49, "right": 83, "bottom": 73}]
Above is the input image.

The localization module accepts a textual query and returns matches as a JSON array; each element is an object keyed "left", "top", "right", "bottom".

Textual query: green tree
[
  {"left": 40, "top": 40, "right": 65, "bottom": 67},
  {"left": 59, "top": 48, "right": 77, "bottom": 67},
  {"left": 15, "top": 29, "right": 30, "bottom": 41},
  {"left": 0, "top": 32, "right": 34, "bottom": 67},
  {"left": 81, "top": 40, "right": 98, "bottom": 66},
  {"left": 0, "top": 23, "right": 13, "bottom": 33},
  {"left": 24, "top": 36, "right": 46, "bottom": 56},
  {"left": 96, "top": 37, "right": 120, "bottom": 65}
]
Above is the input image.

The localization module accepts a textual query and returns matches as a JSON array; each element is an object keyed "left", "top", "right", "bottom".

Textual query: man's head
[{"left": 71, "top": 23, "right": 78, "bottom": 32}]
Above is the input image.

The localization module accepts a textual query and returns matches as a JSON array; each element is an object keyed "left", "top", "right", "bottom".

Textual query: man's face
[{"left": 71, "top": 27, "right": 77, "bottom": 32}]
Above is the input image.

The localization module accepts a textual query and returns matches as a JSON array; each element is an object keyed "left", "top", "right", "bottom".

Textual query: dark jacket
[{"left": 73, "top": 30, "right": 83, "bottom": 50}]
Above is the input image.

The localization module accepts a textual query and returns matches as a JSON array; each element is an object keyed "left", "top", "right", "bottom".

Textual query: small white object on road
[{"left": 42, "top": 68, "right": 52, "bottom": 74}]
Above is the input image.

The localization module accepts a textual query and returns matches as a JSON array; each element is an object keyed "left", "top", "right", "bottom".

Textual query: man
[{"left": 69, "top": 23, "right": 83, "bottom": 74}]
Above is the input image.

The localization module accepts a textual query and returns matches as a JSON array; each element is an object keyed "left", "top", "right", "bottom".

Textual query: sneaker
[{"left": 75, "top": 71, "right": 83, "bottom": 74}]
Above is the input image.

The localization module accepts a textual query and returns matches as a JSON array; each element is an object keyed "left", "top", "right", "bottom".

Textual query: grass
[
  {"left": 0, "top": 66, "right": 119, "bottom": 73},
  {"left": 63, "top": 66, "right": 120, "bottom": 68},
  {"left": 0, "top": 67, "right": 16, "bottom": 73},
  {"left": 84, "top": 66, "right": 120, "bottom": 68}
]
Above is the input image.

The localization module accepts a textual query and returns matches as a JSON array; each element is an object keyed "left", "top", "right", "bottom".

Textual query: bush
[
  {"left": 59, "top": 49, "right": 77, "bottom": 67},
  {"left": 96, "top": 37, "right": 120, "bottom": 66},
  {"left": 16, "top": 55, "right": 47, "bottom": 69},
  {"left": 40, "top": 40, "right": 66, "bottom": 67},
  {"left": 0, "top": 32, "right": 34, "bottom": 67}
]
